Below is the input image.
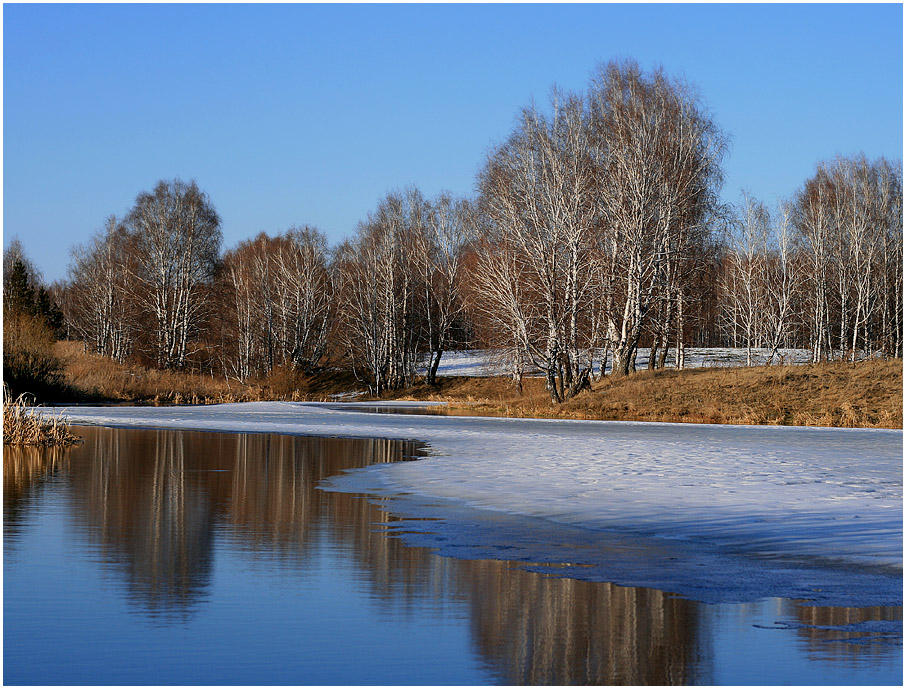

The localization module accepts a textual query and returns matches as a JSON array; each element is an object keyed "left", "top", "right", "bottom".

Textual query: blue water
[{"left": 4, "top": 426, "right": 902, "bottom": 685}]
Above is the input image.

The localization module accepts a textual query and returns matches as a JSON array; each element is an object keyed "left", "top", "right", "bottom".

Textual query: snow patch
[{"left": 424, "top": 347, "right": 814, "bottom": 377}]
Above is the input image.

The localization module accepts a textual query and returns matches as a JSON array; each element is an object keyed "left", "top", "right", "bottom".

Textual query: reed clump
[{"left": 3, "top": 390, "right": 81, "bottom": 446}]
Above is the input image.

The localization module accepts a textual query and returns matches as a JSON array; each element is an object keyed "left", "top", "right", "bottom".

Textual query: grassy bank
[
  {"left": 52, "top": 342, "right": 901, "bottom": 428},
  {"left": 379, "top": 359, "right": 903, "bottom": 429},
  {"left": 54, "top": 341, "right": 358, "bottom": 403}
]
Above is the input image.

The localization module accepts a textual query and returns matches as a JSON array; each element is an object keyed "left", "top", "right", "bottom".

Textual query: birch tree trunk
[{"left": 66, "top": 216, "right": 135, "bottom": 363}]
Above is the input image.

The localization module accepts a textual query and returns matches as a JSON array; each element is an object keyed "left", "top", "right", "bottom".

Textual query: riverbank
[
  {"left": 54, "top": 342, "right": 902, "bottom": 428},
  {"left": 54, "top": 341, "right": 357, "bottom": 404},
  {"left": 373, "top": 358, "right": 903, "bottom": 428}
]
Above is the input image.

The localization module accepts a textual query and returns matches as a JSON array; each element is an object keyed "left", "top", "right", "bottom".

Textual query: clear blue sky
[{"left": 4, "top": 3, "right": 903, "bottom": 283}]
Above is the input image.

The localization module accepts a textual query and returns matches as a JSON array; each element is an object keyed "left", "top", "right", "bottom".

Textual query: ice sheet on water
[
  {"left": 54, "top": 401, "right": 902, "bottom": 605},
  {"left": 342, "top": 486, "right": 901, "bottom": 607}
]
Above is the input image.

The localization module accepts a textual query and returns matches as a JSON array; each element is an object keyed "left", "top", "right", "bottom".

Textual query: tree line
[{"left": 11, "top": 60, "right": 902, "bottom": 403}]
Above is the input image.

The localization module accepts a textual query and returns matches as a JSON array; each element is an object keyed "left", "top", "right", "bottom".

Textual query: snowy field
[
  {"left": 424, "top": 347, "right": 813, "bottom": 377},
  {"left": 53, "top": 401, "right": 902, "bottom": 607}
]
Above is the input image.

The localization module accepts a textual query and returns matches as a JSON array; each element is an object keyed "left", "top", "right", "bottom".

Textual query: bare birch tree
[
  {"left": 477, "top": 91, "right": 597, "bottom": 402},
  {"left": 763, "top": 203, "right": 800, "bottom": 363},
  {"left": 880, "top": 160, "right": 904, "bottom": 357},
  {"left": 793, "top": 155, "right": 902, "bottom": 360},
  {"left": 223, "top": 242, "right": 257, "bottom": 381},
  {"left": 412, "top": 192, "right": 474, "bottom": 385},
  {"left": 334, "top": 192, "right": 420, "bottom": 394},
  {"left": 125, "top": 179, "right": 221, "bottom": 369},
  {"left": 272, "top": 226, "right": 333, "bottom": 371},
  {"left": 588, "top": 60, "right": 727, "bottom": 377},
  {"left": 469, "top": 232, "right": 534, "bottom": 392},
  {"left": 221, "top": 228, "right": 333, "bottom": 380},
  {"left": 793, "top": 168, "right": 835, "bottom": 361},
  {"left": 66, "top": 217, "right": 135, "bottom": 362},
  {"left": 721, "top": 193, "right": 770, "bottom": 365}
]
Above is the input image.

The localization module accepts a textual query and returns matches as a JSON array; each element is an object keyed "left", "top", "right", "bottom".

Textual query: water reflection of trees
[
  {"left": 789, "top": 601, "right": 904, "bottom": 662},
  {"left": 5, "top": 426, "right": 900, "bottom": 683},
  {"left": 63, "top": 427, "right": 423, "bottom": 619},
  {"left": 223, "top": 432, "right": 413, "bottom": 560},
  {"left": 67, "top": 428, "right": 215, "bottom": 620},
  {"left": 4, "top": 445, "right": 71, "bottom": 543},
  {"left": 455, "top": 560, "right": 699, "bottom": 685}
]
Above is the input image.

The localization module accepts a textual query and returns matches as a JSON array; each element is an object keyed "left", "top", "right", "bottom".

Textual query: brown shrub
[{"left": 259, "top": 365, "right": 361, "bottom": 401}]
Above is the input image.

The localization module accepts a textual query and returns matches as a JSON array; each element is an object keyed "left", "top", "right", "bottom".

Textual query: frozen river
[
  {"left": 50, "top": 401, "right": 902, "bottom": 607},
  {"left": 8, "top": 403, "right": 903, "bottom": 684}
]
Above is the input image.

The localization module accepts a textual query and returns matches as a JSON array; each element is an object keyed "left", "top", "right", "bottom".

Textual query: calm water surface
[{"left": 4, "top": 426, "right": 901, "bottom": 685}]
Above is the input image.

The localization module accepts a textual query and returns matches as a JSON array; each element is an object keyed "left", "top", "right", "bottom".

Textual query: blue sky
[{"left": 4, "top": 3, "right": 902, "bottom": 283}]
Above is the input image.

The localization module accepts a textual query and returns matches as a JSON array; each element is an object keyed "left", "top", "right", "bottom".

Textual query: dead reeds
[{"left": 3, "top": 390, "right": 81, "bottom": 446}]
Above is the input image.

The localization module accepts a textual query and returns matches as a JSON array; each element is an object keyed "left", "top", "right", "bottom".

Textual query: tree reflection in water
[
  {"left": 4, "top": 444, "right": 70, "bottom": 544},
  {"left": 4, "top": 426, "right": 900, "bottom": 685},
  {"left": 790, "top": 602, "right": 903, "bottom": 662}
]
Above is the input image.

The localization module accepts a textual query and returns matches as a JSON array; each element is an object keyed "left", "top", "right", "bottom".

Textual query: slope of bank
[
  {"left": 53, "top": 341, "right": 357, "bottom": 403},
  {"left": 382, "top": 359, "right": 903, "bottom": 429}
]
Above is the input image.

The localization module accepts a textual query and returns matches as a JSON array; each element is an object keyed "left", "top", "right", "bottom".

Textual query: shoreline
[{"left": 53, "top": 342, "right": 903, "bottom": 429}]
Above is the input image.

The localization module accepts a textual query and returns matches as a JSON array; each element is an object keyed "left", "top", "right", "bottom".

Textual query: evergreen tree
[{"left": 5, "top": 259, "right": 36, "bottom": 316}]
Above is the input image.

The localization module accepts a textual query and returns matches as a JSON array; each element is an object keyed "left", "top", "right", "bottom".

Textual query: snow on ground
[
  {"left": 425, "top": 347, "right": 813, "bottom": 377},
  {"left": 52, "top": 402, "right": 901, "bottom": 603}
]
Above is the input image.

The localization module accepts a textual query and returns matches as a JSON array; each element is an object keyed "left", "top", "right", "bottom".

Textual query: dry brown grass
[
  {"left": 258, "top": 364, "right": 362, "bottom": 401},
  {"left": 56, "top": 341, "right": 262, "bottom": 403},
  {"left": 4, "top": 310, "right": 68, "bottom": 401},
  {"left": 3, "top": 390, "right": 81, "bottom": 446},
  {"left": 54, "top": 341, "right": 362, "bottom": 404},
  {"left": 380, "top": 359, "right": 903, "bottom": 429}
]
